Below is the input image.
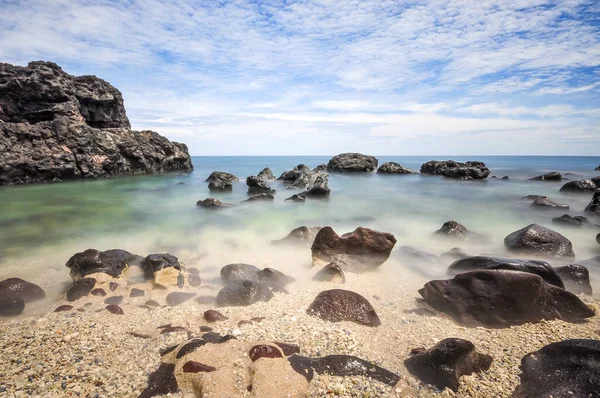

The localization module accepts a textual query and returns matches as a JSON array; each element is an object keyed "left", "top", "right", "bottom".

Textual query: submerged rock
[
  {"left": 272, "top": 226, "right": 321, "bottom": 246},
  {"left": 284, "top": 193, "right": 305, "bottom": 203},
  {"left": 0, "top": 61, "right": 192, "bottom": 186},
  {"left": 327, "top": 153, "right": 378, "bottom": 173},
  {"left": 307, "top": 289, "right": 380, "bottom": 326},
  {"left": 585, "top": 189, "right": 600, "bottom": 215},
  {"left": 66, "top": 248, "right": 136, "bottom": 279},
  {"left": 555, "top": 264, "right": 593, "bottom": 295},
  {"left": 256, "top": 268, "right": 295, "bottom": 289},
  {"left": 220, "top": 263, "right": 261, "bottom": 283},
  {"left": 440, "top": 247, "right": 470, "bottom": 261},
  {"left": 420, "top": 160, "right": 490, "bottom": 180},
  {"left": 311, "top": 227, "right": 397, "bottom": 272},
  {"left": 0, "top": 295, "right": 25, "bottom": 316},
  {"left": 404, "top": 338, "right": 493, "bottom": 392},
  {"left": 66, "top": 278, "right": 96, "bottom": 302},
  {"left": 530, "top": 171, "right": 563, "bottom": 181},
  {"left": 312, "top": 263, "right": 346, "bottom": 284},
  {"left": 419, "top": 270, "right": 594, "bottom": 327},
  {"left": 377, "top": 162, "right": 416, "bottom": 174},
  {"left": 216, "top": 280, "right": 274, "bottom": 307},
  {"left": 166, "top": 292, "right": 195, "bottom": 306},
  {"left": 242, "top": 193, "right": 275, "bottom": 202},
  {"left": 139, "top": 363, "right": 178, "bottom": 398},
  {"left": 196, "top": 198, "right": 234, "bottom": 208},
  {"left": 530, "top": 196, "right": 569, "bottom": 209},
  {"left": 504, "top": 224, "right": 574, "bottom": 258},
  {"left": 0, "top": 278, "right": 45, "bottom": 303},
  {"left": 208, "top": 179, "right": 232, "bottom": 192},
  {"left": 559, "top": 177, "right": 600, "bottom": 193},
  {"left": 447, "top": 256, "right": 564, "bottom": 289},
  {"left": 288, "top": 354, "right": 400, "bottom": 386},
  {"left": 552, "top": 214, "right": 596, "bottom": 228},
  {"left": 434, "top": 221, "right": 480, "bottom": 240},
  {"left": 513, "top": 339, "right": 600, "bottom": 398},
  {"left": 246, "top": 175, "right": 275, "bottom": 194}
]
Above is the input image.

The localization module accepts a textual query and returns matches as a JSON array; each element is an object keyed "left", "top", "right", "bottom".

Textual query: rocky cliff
[{"left": 0, "top": 61, "right": 192, "bottom": 185}]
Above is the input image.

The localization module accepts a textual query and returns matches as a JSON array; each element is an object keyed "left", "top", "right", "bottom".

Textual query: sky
[{"left": 1, "top": 0, "right": 599, "bottom": 156}]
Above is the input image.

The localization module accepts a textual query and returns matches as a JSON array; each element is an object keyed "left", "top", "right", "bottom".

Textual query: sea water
[{"left": 0, "top": 156, "right": 599, "bottom": 298}]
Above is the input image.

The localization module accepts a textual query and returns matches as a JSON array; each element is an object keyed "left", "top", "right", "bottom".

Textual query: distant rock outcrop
[
  {"left": 0, "top": 61, "right": 192, "bottom": 185},
  {"left": 420, "top": 160, "right": 490, "bottom": 180},
  {"left": 327, "top": 153, "right": 378, "bottom": 173}
]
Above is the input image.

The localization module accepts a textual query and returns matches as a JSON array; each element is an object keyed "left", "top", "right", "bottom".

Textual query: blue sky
[{"left": 1, "top": 0, "right": 599, "bottom": 155}]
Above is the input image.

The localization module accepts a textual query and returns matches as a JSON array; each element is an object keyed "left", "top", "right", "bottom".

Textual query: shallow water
[{"left": 1, "top": 155, "right": 599, "bottom": 302}]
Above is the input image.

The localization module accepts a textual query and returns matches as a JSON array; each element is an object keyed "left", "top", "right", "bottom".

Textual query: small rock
[
  {"left": 306, "top": 289, "right": 381, "bottom": 326},
  {"left": 249, "top": 345, "right": 283, "bottom": 361},
  {"left": 183, "top": 361, "right": 217, "bottom": 373},
  {"left": 166, "top": 292, "right": 195, "bottom": 306},
  {"left": 204, "top": 309, "right": 228, "bottom": 322},
  {"left": 105, "top": 304, "right": 124, "bottom": 315}
]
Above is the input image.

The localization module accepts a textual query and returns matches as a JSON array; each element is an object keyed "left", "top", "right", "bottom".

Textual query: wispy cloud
[{"left": 0, "top": 0, "right": 598, "bottom": 154}]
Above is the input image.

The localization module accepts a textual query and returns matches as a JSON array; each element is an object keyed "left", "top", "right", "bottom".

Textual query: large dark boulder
[
  {"left": 530, "top": 196, "right": 569, "bottom": 209},
  {"left": 327, "top": 153, "right": 378, "bottom": 173},
  {"left": 278, "top": 164, "right": 313, "bottom": 184},
  {"left": 447, "top": 256, "right": 564, "bottom": 289},
  {"left": 585, "top": 189, "right": 600, "bottom": 216},
  {"left": 257, "top": 167, "right": 274, "bottom": 180},
  {"left": 140, "top": 253, "right": 181, "bottom": 279},
  {"left": 552, "top": 214, "right": 596, "bottom": 228},
  {"left": 66, "top": 248, "right": 137, "bottom": 279},
  {"left": 311, "top": 227, "right": 397, "bottom": 272},
  {"left": 246, "top": 175, "right": 275, "bottom": 194},
  {"left": 306, "top": 289, "right": 380, "bottom": 326},
  {"left": 220, "top": 263, "right": 261, "bottom": 283},
  {"left": 215, "top": 280, "right": 274, "bottom": 307},
  {"left": 530, "top": 171, "right": 563, "bottom": 181},
  {"left": 206, "top": 171, "right": 238, "bottom": 183},
  {"left": 0, "top": 61, "right": 192, "bottom": 185},
  {"left": 504, "top": 224, "right": 574, "bottom": 258},
  {"left": 301, "top": 174, "right": 330, "bottom": 198},
  {"left": 0, "top": 278, "right": 46, "bottom": 302},
  {"left": 420, "top": 160, "right": 490, "bottom": 180},
  {"left": 404, "top": 338, "right": 493, "bottom": 392},
  {"left": 434, "top": 221, "right": 480, "bottom": 241},
  {"left": 419, "top": 270, "right": 595, "bottom": 327},
  {"left": 555, "top": 264, "right": 593, "bottom": 295},
  {"left": 559, "top": 177, "right": 600, "bottom": 193},
  {"left": 376, "top": 162, "right": 416, "bottom": 174},
  {"left": 0, "top": 294, "right": 25, "bottom": 316},
  {"left": 513, "top": 340, "right": 600, "bottom": 398}
]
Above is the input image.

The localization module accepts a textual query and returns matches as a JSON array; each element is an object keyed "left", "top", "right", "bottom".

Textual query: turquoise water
[{"left": 0, "top": 156, "right": 599, "bottom": 294}]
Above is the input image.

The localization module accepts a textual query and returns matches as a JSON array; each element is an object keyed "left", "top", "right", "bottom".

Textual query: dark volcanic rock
[
  {"left": 242, "top": 193, "right": 275, "bottom": 202},
  {"left": 288, "top": 354, "right": 400, "bottom": 386},
  {"left": 559, "top": 177, "right": 600, "bottom": 193},
  {"left": 447, "top": 256, "right": 564, "bottom": 289},
  {"left": 208, "top": 179, "right": 233, "bottom": 192},
  {"left": 440, "top": 247, "right": 470, "bottom": 261},
  {"left": 206, "top": 171, "right": 238, "bottom": 183},
  {"left": 66, "top": 278, "right": 96, "bottom": 301},
  {"left": 312, "top": 263, "right": 346, "bottom": 284},
  {"left": 66, "top": 248, "right": 135, "bottom": 279},
  {"left": 0, "top": 278, "right": 45, "bottom": 302},
  {"left": 140, "top": 253, "right": 181, "bottom": 279},
  {"left": 307, "top": 289, "right": 380, "bottom": 326},
  {"left": 166, "top": 292, "right": 195, "bottom": 306},
  {"left": 420, "top": 160, "right": 490, "bottom": 180},
  {"left": 404, "top": 338, "right": 493, "bottom": 392},
  {"left": 311, "top": 227, "right": 397, "bottom": 272},
  {"left": 521, "top": 194, "right": 545, "bottom": 200},
  {"left": 272, "top": 226, "right": 321, "bottom": 246},
  {"left": 201, "top": 332, "right": 236, "bottom": 344},
  {"left": 105, "top": 304, "right": 124, "bottom": 314},
  {"left": 139, "top": 363, "right": 178, "bottom": 398},
  {"left": 249, "top": 345, "right": 283, "bottom": 361},
  {"left": 176, "top": 339, "right": 208, "bottom": 359},
  {"left": 220, "top": 263, "right": 261, "bottom": 283},
  {"left": 183, "top": 361, "right": 217, "bottom": 373},
  {"left": 0, "top": 294, "right": 25, "bottom": 316},
  {"left": 555, "top": 264, "right": 593, "bottom": 295},
  {"left": 585, "top": 189, "right": 600, "bottom": 216},
  {"left": 512, "top": 339, "right": 600, "bottom": 398},
  {"left": 301, "top": 174, "right": 330, "bottom": 198},
  {"left": 216, "top": 280, "right": 274, "bottom": 307},
  {"left": 327, "top": 153, "right": 378, "bottom": 173},
  {"left": 278, "top": 164, "right": 312, "bottom": 183},
  {"left": 256, "top": 268, "right": 295, "bottom": 288},
  {"left": 419, "top": 270, "right": 594, "bottom": 327},
  {"left": 552, "top": 214, "right": 596, "bottom": 228},
  {"left": 246, "top": 175, "right": 275, "bottom": 194},
  {"left": 0, "top": 61, "right": 192, "bottom": 186},
  {"left": 504, "top": 224, "right": 574, "bottom": 258},
  {"left": 196, "top": 198, "right": 234, "bottom": 208},
  {"left": 530, "top": 196, "right": 569, "bottom": 209},
  {"left": 274, "top": 342, "right": 301, "bottom": 356},
  {"left": 530, "top": 171, "right": 563, "bottom": 181},
  {"left": 377, "top": 162, "right": 416, "bottom": 174},
  {"left": 434, "top": 221, "right": 477, "bottom": 240},
  {"left": 257, "top": 167, "right": 274, "bottom": 180},
  {"left": 204, "top": 309, "right": 229, "bottom": 322}
]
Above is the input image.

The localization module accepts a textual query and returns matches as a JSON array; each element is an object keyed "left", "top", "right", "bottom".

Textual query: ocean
[{"left": 1, "top": 155, "right": 599, "bottom": 297}]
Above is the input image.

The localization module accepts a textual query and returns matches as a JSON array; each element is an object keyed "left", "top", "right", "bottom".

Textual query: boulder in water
[
  {"left": 306, "top": 289, "right": 380, "bottom": 326},
  {"left": 141, "top": 253, "right": 183, "bottom": 288},
  {"left": 420, "top": 160, "right": 490, "bottom": 180},
  {"left": 376, "top": 162, "right": 416, "bottom": 174},
  {"left": 312, "top": 263, "right": 346, "bottom": 284},
  {"left": 66, "top": 278, "right": 96, "bottom": 302},
  {"left": 404, "top": 338, "right": 493, "bottom": 392},
  {"left": 242, "top": 193, "right": 275, "bottom": 202},
  {"left": 311, "top": 227, "right": 396, "bottom": 272},
  {"left": 555, "top": 264, "right": 593, "bottom": 295},
  {"left": 434, "top": 221, "right": 480, "bottom": 240},
  {"left": 284, "top": 194, "right": 305, "bottom": 203},
  {"left": 512, "top": 339, "right": 600, "bottom": 398},
  {"left": 0, "top": 278, "right": 45, "bottom": 303},
  {"left": 206, "top": 171, "right": 238, "bottom": 183},
  {"left": 0, "top": 294, "right": 25, "bottom": 316},
  {"left": 216, "top": 280, "right": 274, "bottom": 307},
  {"left": 584, "top": 189, "right": 600, "bottom": 216},
  {"left": 246, "top": 175, "right": 275, "bottom": 194},
  {"left": 327, "top": 153, "right": 378, "bottom": 173},
  {"left": 552, "top": 214, "right": 596, "bottom": 228},
  {"left": 559, "top": 177, "right": 600, "bottom": 193},
  {"left": 257, "top": 167, "right": 274, "bottom": 180},
  {"left": 419, "top": 270, "right": 594, "bottom": 327},
  {"left": 220, "top": 263, "right": 261, "bottom": 283},
  {"left": 504, "top": 224, "right": 574, "bottom": 258},
  {"left": 530, "top": 171, "right": 563, "bottom": 181},
  {"left": 196, "top": 198, "right": 234, "bottom": 208},
  {"left": 66, "top": 248, "right": 136, "bottom": 279},
  {"left": 530, "top": 196, "right": 569, "bottom": 209},
  {"left": 272, "top": 226, "right": 321, "bottom": 246}
]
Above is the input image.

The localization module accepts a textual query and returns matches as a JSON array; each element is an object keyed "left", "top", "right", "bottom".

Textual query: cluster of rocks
[
  {"left": 420, "top": 160, "right": 490, "bottom": 180},
  {"left": 0, "top": 61, "right": 192, "bottom": 185}
]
